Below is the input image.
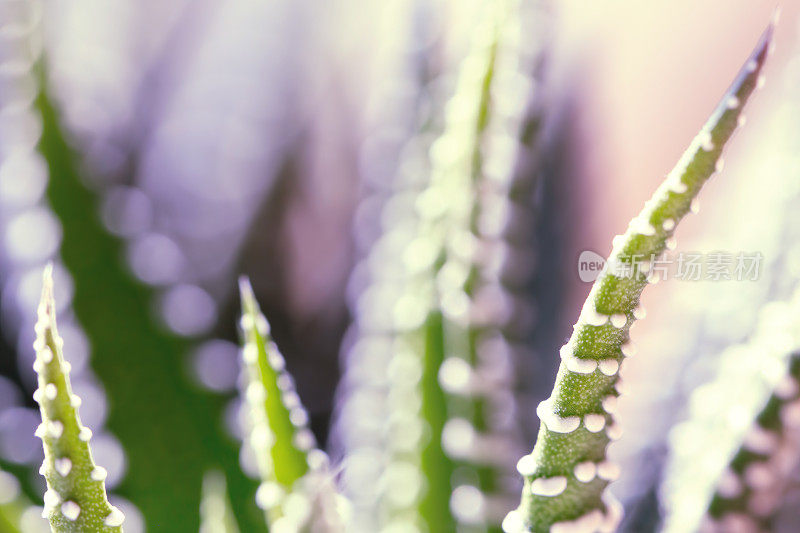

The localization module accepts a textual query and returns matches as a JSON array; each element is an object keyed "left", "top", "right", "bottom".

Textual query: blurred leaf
[
  {"left": 200, "top": 471, "right": 240, "bottom": 533},
  {"left": 0, "top": 468, "right": 35, "bottom": 533},
  {"left": 238, "top": 278, "right": 311, "bottom": 490},
  {"left": 334, "top": 0, "right": 549, "bottom": 530},
  {"left": 238, "top": 278, "right": 345, "bottom": 531},
  {"left": 662, "top": 287, "right": 800, "bottom": 533},
  {"left": 433, "top": 0, "right": 552, "bottom": 529},
  {"left": 704, "top": 353, "right": 800, "bottom": 531}
]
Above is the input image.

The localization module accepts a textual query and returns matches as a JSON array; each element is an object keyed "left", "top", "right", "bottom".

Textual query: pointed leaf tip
[
  {"left": 238, "top": 276, "right": 253, "bottom": 296},
  {"left": 507, "top": 22, "right": 772, "bottom": 532},
  {"left": 238, "top": 276, "right": 257, "bottom": 312},
  {"left": 235, "top": 282, "right": 334, "bottom": 527},
  {"left": 754, "top": 17, "right": 775, "bottom": 63},
  {"left": 41, "top": 262, "right": 54, "bottom": 299},
  {"left": 43, "top": 261, "right": 54, "bottom": 283},
  {"left": 39, "top": 263, "right": 56, "bottom": 326},
  {"left": 33, "top": 267, "right": 123, "bottom": 531},
  {"left": 771, "top": 5, "right": 781, "bottom": 28}
]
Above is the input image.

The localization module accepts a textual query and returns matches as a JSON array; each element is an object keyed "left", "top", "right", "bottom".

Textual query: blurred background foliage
[{"left": 1, "top": 0, "right": 799, "bottom": 531}]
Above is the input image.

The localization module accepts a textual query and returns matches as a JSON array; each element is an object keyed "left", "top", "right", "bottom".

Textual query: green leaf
[
  {"left": 32, "top": 266, "right": 124, "bottom": 532},
  {"left": 334, "top": 0, "right": 548, "bottom": 530},
  {"left": 200, "top": 471, "right": 240, "bottom": 533},
  {"left": 238, "top": 277, "right": 345, "bottom": 531},
  {"left": 504, "top": 23, "right": 773, "bottom": 533},
  {"left": 433, "top": 0, "right": 551, "bottom": 529},
  {"left": 35, "top": 71, "right": 265, "bottom": 533}
]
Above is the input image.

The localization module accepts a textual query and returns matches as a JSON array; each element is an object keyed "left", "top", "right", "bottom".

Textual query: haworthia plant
[
  {"left": 35, "top": 74, "right": 264, "bottom": 531},
  {"left": 238, "top": 278, "right": 345, "bottom": 531},
  {"left": 614, "top": 21, "right": 800, "bottom": 526},
  {"left": 503, "top": 25, "right": 772, "bottom": 533},
  {"left": 32, "top": 266, "right": 124, "bottom": 532},
  {"left": 702, "top": 353, "right": 800, "bottom": 532},
  {"left": 200, "top": 471, "right": 240, "bottom": 533}
]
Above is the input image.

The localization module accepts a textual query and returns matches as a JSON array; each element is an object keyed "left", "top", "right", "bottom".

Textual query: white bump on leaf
[
  {"left": 104, "top": 507, "right": 125, "bottom": 527},
  {"left": 581, "top": 305, "right": 609, "bottom": 327},
  {"left": 242, "top": 344, "right": 258, "bottom": 364},
  {"left": 43, "top": 489, "right": 60, "bottom": 508},
  {"left": 91, "top": 466, "right": 108, "bottom": 482},
  {"left": 606, "top": 422, "right": 623, "bottom": 440},
  {"left": 516, "top": 454, "right": 536, "bottom": 476},
  {"left": 44, "top": 384, "right": 57, "bottom": 400},
  {"left": 536, "top": 401, "right": 581, "bottom": 433},
  {"left": 717, "top": 469, "right": 743, "bottom": 499},
  {"left": 598, "top": 359, "right": 620, "bottom": 376},
  {"left": 530, "top": 476, "right": 567, "bottom": 497},
  {"left": 621, "top": 341, "right": 636, "bottom": 357},
  {"left": 597, "top": 461, "right": 620, "bottom": 481},
  {"left": 609, "top": 314, "right": 627, "bottom": 328},
  {"left": 79, "top": 427, "right": 92, "bottom": 442},
  {"left": 574, "top": 462, "right": 597, "bottom": 483},
  {"left": 49, "top": 421, "right": 64, "bottom": 439},
  {"left": 54, "top": 457, "right": 72, "bottom": 477},
  {"left": 602, "top": 395, "right": 618, "bottom": 414},
  {"left": 560, "top": 344, "right": 598, "bottom": 374},
  {"left": 255, "top": 481, "right": 284, "bottom": 510},
  {"left": 502, "top": 510, "right": 526, "bottom": 533},
  {"left": 61, "top": 500, "right": 80, "bottom": 521},
  {"left": 584, "top": 414, "right": 606, "bottom": 433},
  {"left": 39, "top": 347, "right": 54, "bottom": 363}
]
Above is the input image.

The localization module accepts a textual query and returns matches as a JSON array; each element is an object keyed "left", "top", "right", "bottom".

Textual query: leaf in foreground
[
  {"left": 36, "top": 70, "right": 264, "bottom": 532},
  {"left": 33, "top": 265, "right": 124, "bottom": 532},
  {"left": 504, "top": 23, "right": 772, "bottom": 533}
]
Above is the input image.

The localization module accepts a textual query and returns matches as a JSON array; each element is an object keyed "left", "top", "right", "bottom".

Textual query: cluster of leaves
[{"left": 2, "top": 2, "right": 795, "bottom": 533}]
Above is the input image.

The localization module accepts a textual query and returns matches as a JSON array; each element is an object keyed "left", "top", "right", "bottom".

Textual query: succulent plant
[
  {"left": 3, "top": 2, "right": 793, "bottom": 533},
  {"left": 612, "top": 15, "right": 800, "bottom": 528},
  {"left": 238, "top": 278, "right": 346, "bottom": 531},
  {"left": 503, "top": 23, "right": 773, "bottom": 533},
  {"left": 32, "top": 266, "right": 123, "bottom": 532},
  {"left": 0, "top": 0, "right": 267, "bottom": 529},
  {"left": 33, "top": 79, "right": 266, "bottom": 532}
]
